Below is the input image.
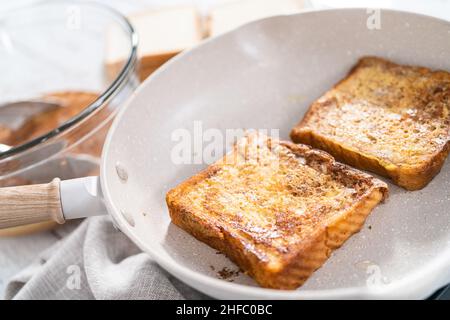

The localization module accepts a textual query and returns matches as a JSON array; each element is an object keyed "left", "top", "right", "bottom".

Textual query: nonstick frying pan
[{"left": 1, "top": 9, "right": 449, "bottom": 299}]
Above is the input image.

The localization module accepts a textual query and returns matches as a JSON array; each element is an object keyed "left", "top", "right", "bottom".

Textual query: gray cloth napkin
[{"left": 4, "top": 216, "right": 208, "bottom": 300}]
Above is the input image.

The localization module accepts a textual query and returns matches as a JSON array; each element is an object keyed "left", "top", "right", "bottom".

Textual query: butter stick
[{"left": 105, "top": 6, "right": 203, "bottom": 82}]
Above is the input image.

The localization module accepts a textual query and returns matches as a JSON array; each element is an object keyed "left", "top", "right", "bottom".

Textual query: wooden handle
[{"left": 0, "top": 178, "right": 65, "bottom": 229}]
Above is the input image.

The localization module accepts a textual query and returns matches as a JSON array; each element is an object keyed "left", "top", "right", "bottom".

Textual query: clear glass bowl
[{"left": 0, "top": 0, "right": 138, "bottom": 235}]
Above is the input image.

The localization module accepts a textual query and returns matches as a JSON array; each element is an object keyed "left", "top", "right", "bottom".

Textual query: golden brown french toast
[
  {"left": 291, "top": 57, "right": 450, "bottom": 190},
  {"left": 166, "top": 133, "right": 388, "bottom": 289}
]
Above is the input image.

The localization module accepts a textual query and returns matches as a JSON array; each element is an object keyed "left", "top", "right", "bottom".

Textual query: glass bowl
[{"left": 0, "top": 0, "right": 138, "bottom": 235}]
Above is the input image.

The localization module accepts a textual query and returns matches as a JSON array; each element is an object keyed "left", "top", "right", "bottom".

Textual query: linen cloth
[{"left": 4, "top": 216, "right": 208, "bottom": 300}]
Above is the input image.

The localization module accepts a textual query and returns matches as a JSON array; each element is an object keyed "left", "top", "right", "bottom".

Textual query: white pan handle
[{"left": 0, "top": 176, "right": 106, "bottom": 229}]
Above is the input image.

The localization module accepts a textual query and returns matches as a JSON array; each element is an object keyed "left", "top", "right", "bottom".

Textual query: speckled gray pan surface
[{"left": 100, "top": 9, "right": 450, "bottom": 299}]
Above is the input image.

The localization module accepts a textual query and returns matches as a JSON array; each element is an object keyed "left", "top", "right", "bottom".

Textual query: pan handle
[{"left": 0, "top": 176, "right": 106, "bottom": 229}]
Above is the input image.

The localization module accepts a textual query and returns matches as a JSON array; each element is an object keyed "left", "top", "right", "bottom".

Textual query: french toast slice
[
  {"left": 290, "top": 57, "right": 450, "bottom": 190},
  {"left": 166, "top": 133, "right": 388, "bottom": 289}
]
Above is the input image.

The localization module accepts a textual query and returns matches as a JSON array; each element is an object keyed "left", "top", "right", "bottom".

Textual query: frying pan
[{"left": 1, "top": 8, "right": 449, "bottom": 299}]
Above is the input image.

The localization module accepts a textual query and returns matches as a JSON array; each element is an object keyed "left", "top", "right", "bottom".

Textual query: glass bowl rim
[{"left": 0, "top": 0, "right": 138, "bottom": 160}]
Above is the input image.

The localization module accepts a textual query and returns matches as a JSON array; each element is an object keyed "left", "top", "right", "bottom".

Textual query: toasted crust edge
[
  {"left": 290, "top": 129, "right": 450, "bottom": 190},
  {"left": 166, "top": 137, "right": 388, "bottom": 289}
]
